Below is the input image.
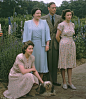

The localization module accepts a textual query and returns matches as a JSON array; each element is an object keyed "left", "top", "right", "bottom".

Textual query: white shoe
[
  {"left": 68, "top": 83, "right": 76, "bottom": 90},
  {"left": 62, "top": 84, "right": 67, "bottom": 89}
]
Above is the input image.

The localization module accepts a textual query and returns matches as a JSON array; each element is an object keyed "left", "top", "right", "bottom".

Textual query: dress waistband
[{"left": 61, "top": 36, "right": 73, "bottom": 39}]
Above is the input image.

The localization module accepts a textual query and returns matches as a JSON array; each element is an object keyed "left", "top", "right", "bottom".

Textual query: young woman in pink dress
[
  {"left": 56, "top": 9, "right": 76, "bottom": 90},
  {"left": 3, "top": 40, "right": 43, "bottom": 99}
]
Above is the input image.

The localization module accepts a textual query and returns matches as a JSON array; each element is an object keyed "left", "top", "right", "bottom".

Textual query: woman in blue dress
[{"left": 23, "top": 8, "right": 51, "bottom": 79}]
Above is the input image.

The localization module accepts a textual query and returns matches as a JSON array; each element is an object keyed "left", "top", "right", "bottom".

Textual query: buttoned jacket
[{"left": 41, "top": 14, "right": 63, "bottom": 50}]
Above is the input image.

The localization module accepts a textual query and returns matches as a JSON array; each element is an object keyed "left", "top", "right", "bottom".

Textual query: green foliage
[
  {"left": 0, "top": 0, "right": 48, "bottom": 18},
  {"left": 75, "top": 32, "right": 86, "bottom": 59},
  {"left": 0, "top": 35, "right": 23, "bottom": 82},
  {"left": 0, "top": 0, "right": 86, "bottom": 18},
  {"left": 71, "top": 17, "right": 86, "bottom": 59},
  {"left": 0, "top": 18, "right": 8, "bottom": 38},
  {"left": 0, "top": 14, "right": 32, "bottom": 39},
  {"left": 0, "top": 15, "right": 86, "bottom": 82}
]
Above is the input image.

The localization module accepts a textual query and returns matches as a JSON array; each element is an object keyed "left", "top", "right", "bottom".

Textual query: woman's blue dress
[{"left": 31, "top": 20, "right": 49, "bottom": 73}]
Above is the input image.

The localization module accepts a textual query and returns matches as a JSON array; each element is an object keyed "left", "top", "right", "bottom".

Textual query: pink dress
[
  {"left": 57, "top": 21, "right": 76, "bottom": 69},
  {"left": 3, "top": 53, "right": 39, "bottom": 99}
]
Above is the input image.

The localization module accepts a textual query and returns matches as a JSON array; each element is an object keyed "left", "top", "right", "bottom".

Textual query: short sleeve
[
  {"left": 15, "top": 54, "right": 24, "bottom": 66},
  {"left": 57, "top": 23, "right": 64, "bottom": 31}
]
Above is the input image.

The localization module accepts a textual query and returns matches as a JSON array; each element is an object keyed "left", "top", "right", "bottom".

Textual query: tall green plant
[
  {"left": 0, "top": 35, "right": 23, "bottom": 82},
  {"left": 75, "top": 32, "right": 86, "bottom": 59}
]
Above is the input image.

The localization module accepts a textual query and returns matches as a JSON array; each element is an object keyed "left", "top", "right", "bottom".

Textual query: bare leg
[
  {"left": 67, "top": 68, "right": 72, "bottom": 85},
  {"left": 61, "top": 69, "right": 66, "bottom": 84}
]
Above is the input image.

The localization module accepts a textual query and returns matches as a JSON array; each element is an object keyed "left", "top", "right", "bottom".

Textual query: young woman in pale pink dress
[
  {"left": 3, "top": 40, "right": 43, "bottom": 99},
  {"left": 56, "top": 9, "right": 76, "bottom": 90}
]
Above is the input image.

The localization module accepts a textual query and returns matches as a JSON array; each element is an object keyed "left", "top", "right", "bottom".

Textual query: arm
[
  {"left": 45, "top": 41, "right": 49, "bottom": 51},
  {"left": 56, "top": 29, "right": 62, "bottom": 43},
  {"left": 23, "top": 21, "right": 32, "bottom": 43},
  {"left": 32, "top": 66, "right": 44, "bottom": 84},
  {"left": 45, "top": 20, "right": 51, "bottom": 51},
  {"left": 18, "top": 65, "right": 43, "bottom": 83},
  {"left": 18, "top": 55, "right": 43, "bottom": 83},
  {"left": 18, "top": 65, "right": 36, "bottom": 75},
  {"left": 31, "top": 56, "right": 43, "bottom": 83}
]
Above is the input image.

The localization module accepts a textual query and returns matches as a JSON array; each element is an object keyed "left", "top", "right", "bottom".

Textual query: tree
[{"left": 0, "top": 0, "right": 86, "bottom": 18}]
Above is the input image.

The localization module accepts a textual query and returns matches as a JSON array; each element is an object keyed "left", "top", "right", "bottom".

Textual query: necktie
[{"left": 52, "top": 16, "right": 54, "bottom": 26}]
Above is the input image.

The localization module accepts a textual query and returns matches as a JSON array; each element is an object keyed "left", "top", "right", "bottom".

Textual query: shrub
[
  {"left": 75, "top": 32, "right": 86, "bottom": 59},
  {"left": 0, "top": 35, "right": 23, "bottom": 82}
]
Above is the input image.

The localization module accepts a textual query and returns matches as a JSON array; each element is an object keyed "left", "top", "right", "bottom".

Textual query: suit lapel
[
  {"left": 54, "top": 14, "right": 59, "bottom": 26},
  {"left": 47, "top": 14, "right": 59, "bottom": 27},
  {"left": 46, "top": 14, "right": 53, "bottom": 26}
]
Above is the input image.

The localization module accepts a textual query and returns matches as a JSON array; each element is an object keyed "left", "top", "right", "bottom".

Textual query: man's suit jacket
[{"left": 41, "top": 14, "right": 63, "bottom": 50}]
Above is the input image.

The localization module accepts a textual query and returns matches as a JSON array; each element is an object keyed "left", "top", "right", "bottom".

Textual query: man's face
[{"left": 48, "top": 4, "right": 56, "bottom": 15}]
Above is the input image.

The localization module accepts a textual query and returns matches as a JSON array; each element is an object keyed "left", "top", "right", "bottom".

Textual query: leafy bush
[
  {"left": 0, "top": 14, "right": 32, "bottom": 39},
  {"left": 74, "top": 32, "right": 86, "bottom": 59},
  {"left": 0, "top": 35, "right": 23, "bottom": 82},
  {"left": 72, "top": 17, "right": 86, "bottom": 59}
]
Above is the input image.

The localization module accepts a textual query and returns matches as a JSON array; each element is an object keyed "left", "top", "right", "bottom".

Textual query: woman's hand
[
  {"left": 45, "top": 41, "right": 49, "bottom": 51},
  {"left": 45, "top": 45, "right": 49, "bottom": 51}
]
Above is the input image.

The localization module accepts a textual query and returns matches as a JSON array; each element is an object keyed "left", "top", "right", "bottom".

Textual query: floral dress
[
  {"left": 3, "top": 53, "right": 39, "bottom": 99},
  {"left": 57, "top": 21, "right": 76, "bottom": 69}
]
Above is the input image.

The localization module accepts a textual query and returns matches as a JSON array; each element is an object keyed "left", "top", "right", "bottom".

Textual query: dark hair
[
  {"left": 22, "top": 40, "right": 34, "bottom": 54},
  {"left": 48, "top": 2, "right": 55, "bottom": 7},
  {"left": 62, "top": 9, "right": 74, "bottom": 20},
  {"left": 31, "top": 7, "right": 42, "bottom": 16}
]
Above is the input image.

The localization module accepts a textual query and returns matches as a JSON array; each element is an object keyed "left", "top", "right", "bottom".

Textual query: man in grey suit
[{"left": 41, "top": 2, "right": 62, "bottom": 86}]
